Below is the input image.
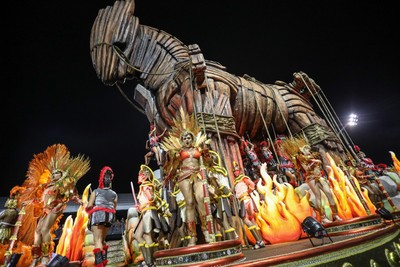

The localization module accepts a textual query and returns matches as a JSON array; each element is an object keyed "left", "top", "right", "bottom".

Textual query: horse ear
[{"left": 127, "top": 0, "right": 135, "bottom": 14}]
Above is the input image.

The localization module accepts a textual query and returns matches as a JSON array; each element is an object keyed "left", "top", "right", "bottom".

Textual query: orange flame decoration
[
  {"left": 255, "top": 164, "right": 303, "bottom": 244},
  {"left": 244, "top": 225, "right": 256, "bottom": 245},
  {"left": 390, "top": 151, "right": 400, "bottom": 175},
  {"left": 325, "top": 153, "right": 375, "bottom": 218},
  {"left": 325, "top": 165, "right": 353, "bottom": 219},
  {"left": 56, "top": 184, "right": 91, "bottom": 261},
  {"left": 248, "top": 156, "right": 378, "bottom": 245}
]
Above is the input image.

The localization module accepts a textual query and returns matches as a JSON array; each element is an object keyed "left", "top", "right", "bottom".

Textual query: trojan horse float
[{"left": 89, "top": 0, "right": 400, "bottom": 266}]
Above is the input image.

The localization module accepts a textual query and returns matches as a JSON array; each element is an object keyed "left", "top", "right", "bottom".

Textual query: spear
[
  {"left": 342, "top": 163, "right": 371, "bottom": 215},
  {"left": 130, "top": 181, "right": 138, "bottom": 206}
]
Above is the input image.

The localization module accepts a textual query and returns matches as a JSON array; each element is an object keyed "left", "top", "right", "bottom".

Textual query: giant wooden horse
[{"left": 90, "top": 0, "right": 345, "bottom": 178}]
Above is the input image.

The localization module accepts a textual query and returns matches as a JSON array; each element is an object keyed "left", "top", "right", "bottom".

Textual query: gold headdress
[
  {"left": 161, "top": 107, "right": 207, "bottom": 152},
  {"left": 67, "top": 154, "right": 91, "bottom": 183},
  {"left": 232, "top": 161, "right": 240, "bottom": 172},
  {"left": 47, "top": 144, "right": 71, "bottom": 179},
  {"left": 4, "top": 197, "right": 17, "bottom": 209},
  {"left": 280, "top": 136, "right": 308, "bottom": 158},
  {"left": 139, "top": 164, "right": 155, "bottom": 182}
]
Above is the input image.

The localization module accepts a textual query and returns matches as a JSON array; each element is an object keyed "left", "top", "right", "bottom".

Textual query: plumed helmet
[
  {"left": 99, "top": 166, "right": 114, "bottom": 189},
  {"left": 260, "top": 140, "right": 269, "bottom": 148}
]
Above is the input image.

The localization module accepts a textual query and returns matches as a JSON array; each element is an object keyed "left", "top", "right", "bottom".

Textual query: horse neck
[{"left": 128, "top": 24, "right": 190, "bottom": 90}]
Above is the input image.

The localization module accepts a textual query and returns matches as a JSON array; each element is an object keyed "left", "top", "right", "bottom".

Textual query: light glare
[{"left": 347, "top": 113, "right": 358, "bottom": 126}]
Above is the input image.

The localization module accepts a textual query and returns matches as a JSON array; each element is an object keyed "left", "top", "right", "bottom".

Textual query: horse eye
[{"left": 113, "top": 42, "right": 127, "bottom": 52}]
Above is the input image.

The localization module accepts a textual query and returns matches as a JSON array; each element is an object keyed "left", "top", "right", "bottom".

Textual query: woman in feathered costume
[
  {"left": 9, "top": 144, "right": 90, "bottom": 267},
  {"left": 161, "top": 108, "right": 210, "bottom": 246},
  {"left": 282, "top": 137, "right": 341, "bottom": 224}
]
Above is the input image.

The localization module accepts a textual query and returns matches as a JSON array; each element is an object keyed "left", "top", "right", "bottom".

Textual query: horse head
[
  {"left": 90, "top": 0, "right": 138, "bottom": 85},
  {"left": 90, "top": 0, "right": 189, "bottom": 90}
]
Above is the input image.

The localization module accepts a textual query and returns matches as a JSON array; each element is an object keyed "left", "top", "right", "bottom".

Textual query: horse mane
[{"left": 131, "top": 25, "right": 190, "bottom": 89}]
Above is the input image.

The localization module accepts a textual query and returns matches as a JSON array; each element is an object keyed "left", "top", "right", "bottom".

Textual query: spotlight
[
  {"left": 375, "top": 207, "right": 399, "bottom": 228},
  {"left": 46, "top": 254, "right": 69, "bottom": 267},
  {"left": 376, "top": 207, "right": 393, "bottom": 221},
  {"left": 301, "top": 216, "right": 333, "bottom": 247}
]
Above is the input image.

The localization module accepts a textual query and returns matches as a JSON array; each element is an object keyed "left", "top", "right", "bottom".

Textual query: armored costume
[
  {"left": 0, "top": 197, "right": 19, "bottom": 244},
  {"left": 207, "top": 152, "right": 236, "bottom": 241},
  {"left": 134, "top": 165, "right": 163, "bottom": 267},
  {"left": 88, "top": 188, "right": 117, "bottom": 228},
  {"left": 86, "top": 166, "right": 117, "bottom": 267},
  {"left": 233, "top": 161, "right": 265, "bottom": 249}
]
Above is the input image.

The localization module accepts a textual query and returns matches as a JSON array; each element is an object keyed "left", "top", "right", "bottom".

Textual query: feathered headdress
[
  {"left": 280, "top": 137, "right": 308, "bottom": 158},
  {"left": 161, "top": 107, "right": 207, "bottom": 152},
  {"left": 48, "top": 144, "right": 71, "bottom": 174},
  {"left": 13, "top": 144, "right": 90, "bottom": 245},
  {"left": 232, "top": 161, "right": 240, "bottom": 172},
  {"left": 160, "top": 107, "right": 208, "bottom": 182},
  {"left": 279, "top": 136, "right": 310, "bottom": 170}
]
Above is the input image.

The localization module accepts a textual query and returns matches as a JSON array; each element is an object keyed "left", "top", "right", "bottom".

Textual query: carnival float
[{"left": 1, "top": 0, "right": 400, "bottom": 266}]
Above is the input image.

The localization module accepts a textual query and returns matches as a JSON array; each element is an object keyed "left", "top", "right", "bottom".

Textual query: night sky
[{"left": 2, "top": 0, "right": 399, "bottom": 197}]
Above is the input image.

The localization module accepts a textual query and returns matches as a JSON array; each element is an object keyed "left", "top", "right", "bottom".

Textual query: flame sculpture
[
  {"left": 56, "top": 184, "right": 91, "bottom": 261},
  {"left": 273, "top": 176, "right": 287, "bottom": 202},
  {"left": 244, "top": 225, "right": 256, "bottom": 245},
  {"left": 326, "top": 166, "right": 353, "bottom": 219},
  {"left": 389, "top": 151, "right": 400, "bottom": 174},
  {"left": 56, "top": 215, "right": 74, "bottom": 256},
  {"left": 256, "top": 163, "right": 302, "bottom": 244},
  {"left": 241, "top": 153, "right": 380, "bottom": 246},
  {"left": 283, "top": 182, "right": 313, "bottom": 226},
  {"left": 325, "top": 153, "right": 373, "bottom": 217},
  {"left": 359, "top": 184, "right": 378, "bottom": 213}
]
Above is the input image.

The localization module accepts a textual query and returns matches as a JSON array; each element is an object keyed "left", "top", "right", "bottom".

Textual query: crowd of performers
[
  {"left": 0, "top": 144, "right": 91, "bottom": 266},
  {"left": 123, "top": 112, "right": 400, "bottom": 267},
  {"left": 0, "top": 145, "right": 120, "bottom": 267},
  {"left": 1, "top": 117, "right": 400, "bottom": 267}
]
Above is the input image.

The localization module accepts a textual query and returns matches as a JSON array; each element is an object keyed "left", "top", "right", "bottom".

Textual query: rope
[
  {"left": 299, "top": 75, "right": 358, "bottom": 161},
  {"left": 115, "top": 83, "right": 145, "bottom": 115},
  {"left": 204, "top": 73, "right": 230, "bottom": 171},
  {"left": 201, "top": 70, "right": 250, "bottom": 247},
  {"left": 270, "top": 83, "right": 293, "bottom": 138},
  {"left": 93, "top": 42, "right": 191, "bottom": 76},
  {"left": 247, "top": 78, "right": 281, "bottom": 166},
  {"left": 95, "top": 42, "right": 189, "bottom": 116},
  {"left": 315, "top": 85, "right": 358, "bottom": 160}
]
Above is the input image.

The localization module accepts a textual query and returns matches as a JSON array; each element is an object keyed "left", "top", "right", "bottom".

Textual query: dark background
[{"left": 2, "top": 0, "right": 399, "bottom": 196}]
